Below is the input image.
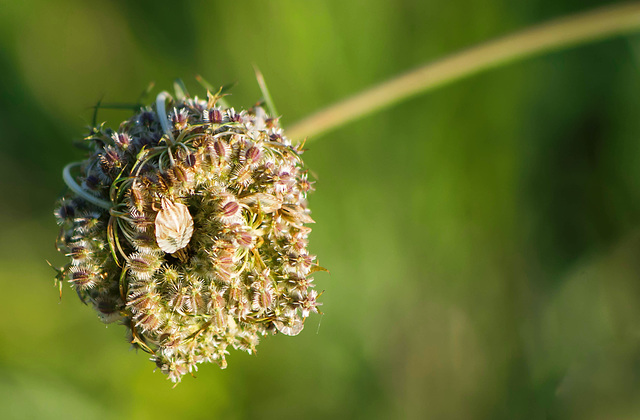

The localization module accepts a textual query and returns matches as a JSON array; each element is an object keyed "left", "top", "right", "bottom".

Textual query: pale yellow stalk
[{"left": 287, "top": 2, "right": 640, "bottom": 141}]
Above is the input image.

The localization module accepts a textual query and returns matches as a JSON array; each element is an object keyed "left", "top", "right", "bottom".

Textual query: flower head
[{"left": 53, "top": 85, "right": 322, "bottom": 383}]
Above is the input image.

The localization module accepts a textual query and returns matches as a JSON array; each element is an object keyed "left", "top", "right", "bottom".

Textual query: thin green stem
[{"left": 287, "top": 2, "right": 640, "bottom": 141}]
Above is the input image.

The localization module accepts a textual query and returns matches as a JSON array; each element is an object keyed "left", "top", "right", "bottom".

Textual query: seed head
[{"left": 53, "top": 83, "right": 323, "bottom": 383}]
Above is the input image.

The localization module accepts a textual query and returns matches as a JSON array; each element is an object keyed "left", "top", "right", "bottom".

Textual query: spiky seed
[
  {"left": 184, "top": 153, "right": 197, "bottom": 168},
  {"left": 170, "top": 108, "right": 189, "bottom": 130},
  {"left": 173, "top": 165, "right": 188, "bottom": 183},
  {"left": 69, "top": 266, "right": 98, "bottom": 290},
  {"left": 112, "top": 132, "right": 131, "bottom": 149},
  {"left": 128, "top": 251, "right": 163, "bottom": 280},
  {"left": 205, "top": 108, "right": 222, "bottom": 124},
  {"left": 83, "top": 175, "right": 100, "bottom": 190},
  {"left": 221, "top": 201, "right": 240, "bottom": 218},
  {"left": 244, "top": 146, "right": 262, "bottom": 164},
  {"left": 212, "top": 139, "right": 228, "bottom": 160}
]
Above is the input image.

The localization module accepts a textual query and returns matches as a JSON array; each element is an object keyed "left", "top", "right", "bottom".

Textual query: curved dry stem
[
  {"left": 287, "top": 2, "right": 640, "bottom": 141},
  {"left": 62, "top": 162, "right": 112, "bottom": 209}
]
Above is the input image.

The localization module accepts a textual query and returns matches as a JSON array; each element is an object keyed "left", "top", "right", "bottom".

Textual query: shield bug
[{"left": 155, "top": 197, "right": 194, "bottom": 254}]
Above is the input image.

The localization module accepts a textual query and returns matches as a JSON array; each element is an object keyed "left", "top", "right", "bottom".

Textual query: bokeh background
[{"left": 2, "top": 0, "right": 640, "bottom": 418}]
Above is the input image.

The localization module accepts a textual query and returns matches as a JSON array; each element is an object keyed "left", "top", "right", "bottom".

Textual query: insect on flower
[{"left": 154, "top": 197, "right": 194, "bottom": 254}]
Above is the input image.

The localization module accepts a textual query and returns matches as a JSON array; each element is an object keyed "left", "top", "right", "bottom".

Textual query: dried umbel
[{"left": 53, "top": 86, "right": 322, "bottom": 383}]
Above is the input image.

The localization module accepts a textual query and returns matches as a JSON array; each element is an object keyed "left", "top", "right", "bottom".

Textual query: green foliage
[{"left": 1, "top": 0, "right": 640, "bottom": 419}]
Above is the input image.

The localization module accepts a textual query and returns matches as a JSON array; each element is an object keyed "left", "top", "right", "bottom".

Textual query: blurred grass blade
[
  {"left": 173, "top": 79, "right": 189, "bottom": 101},
  {"left": 91, "top": 96, "right": 103, "bottom": 128},
  {"left": 254, "top": 65, "right": 278, "bottom": 117}
]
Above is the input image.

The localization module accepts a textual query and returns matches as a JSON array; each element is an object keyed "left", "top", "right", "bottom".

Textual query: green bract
[{"left": 54, "top": 88, "right": 321, "bottom": 383}]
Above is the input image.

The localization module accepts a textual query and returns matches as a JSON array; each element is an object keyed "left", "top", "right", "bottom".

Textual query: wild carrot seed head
[{"left": 53, "top": 83, "right": 323, "bottom": 383}]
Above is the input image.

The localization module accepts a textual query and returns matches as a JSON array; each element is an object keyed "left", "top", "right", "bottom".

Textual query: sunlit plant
[
  {"left": 51, "top": 2, "right": 640, "bottom": 384},
  {"left": 54, "top": 80, "right": 323, "bottom": 383}
]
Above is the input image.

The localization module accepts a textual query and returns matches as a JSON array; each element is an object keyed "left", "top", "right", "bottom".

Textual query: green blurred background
[{"left": 2, "top": 0, "right": 640, "bottom": 418}]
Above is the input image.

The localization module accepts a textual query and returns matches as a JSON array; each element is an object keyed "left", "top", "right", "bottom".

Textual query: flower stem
[
  {"left": 62, "top": 162, "right": 112, "bottom": 209},
  {"left": 287, "top": 2, "right": 640, "bottom": 141}
]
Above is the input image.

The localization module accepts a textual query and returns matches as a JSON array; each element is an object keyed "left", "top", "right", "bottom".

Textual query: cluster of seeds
[{"left": 54, "top": 88, "right": 322, "bottom": 382}]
